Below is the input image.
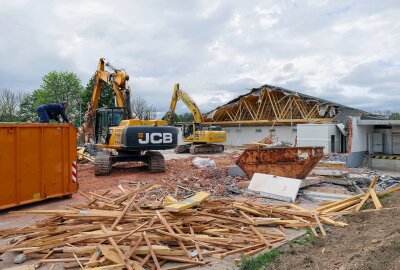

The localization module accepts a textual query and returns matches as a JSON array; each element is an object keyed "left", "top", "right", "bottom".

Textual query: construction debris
[
  {"left": 315, "top": 178, "right": 400, "bottom": 214},
  {"left": 248, "top": 173, "right": 302, "bottom": 202},
  {"left": 77, "top": 146, "right": 95, "bottom": 163},
  {"left": 191, "top": 157, "right": 216, "bottom": 169},
  {"left": 302, "top": 190, "right": 353, "bottom": 201},
  {"left": 311, "top": 168, "right": 344, "bottom": 177},
  {"left": 0, "top": 184, "right": 361, "bottom": 270},
  {"left": 227, "top": 165, "right": 247, "bottom": 177}
]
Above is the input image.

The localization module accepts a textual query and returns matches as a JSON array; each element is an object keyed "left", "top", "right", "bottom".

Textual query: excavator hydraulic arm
[
  {"left": 83, "top": 58, "right": 133, "bottom": 141},
  {"left": 165, "top": 83, "right": 226, "bottom": 154},
  {"left": 166, "top": 83, "right": 203, "bottom": 125}
]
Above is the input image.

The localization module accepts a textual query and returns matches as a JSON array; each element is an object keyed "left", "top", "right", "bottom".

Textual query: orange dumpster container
[{"left": 0, "top": 123, "right": 78, "bottom": 210}]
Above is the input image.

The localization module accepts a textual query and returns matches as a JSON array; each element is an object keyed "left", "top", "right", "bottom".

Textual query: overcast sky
[{"left": 0, "top": 0, "right": 399, "bottom": 114}]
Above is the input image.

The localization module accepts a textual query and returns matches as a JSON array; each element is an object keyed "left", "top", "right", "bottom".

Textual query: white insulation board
[{"left": 248, "top": 173, "right": 302, "bottom": 202}]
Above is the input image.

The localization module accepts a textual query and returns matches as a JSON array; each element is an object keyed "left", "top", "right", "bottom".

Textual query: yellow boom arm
[
  {"left": 166, "top": 83, "right": 203, "bottom": 125},
  {"left": 83, "top": 58, "right": 133, "bottom": 140}
]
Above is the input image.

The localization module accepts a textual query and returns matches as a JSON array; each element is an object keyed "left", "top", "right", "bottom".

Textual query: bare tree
[
  {"left": 374, "top": 110, "right": 392, "bottom": 117},
  {"left": 131, "top": 96, "right": 157, "bottom": 120},
  {"left": 0, "top": 89, "right": 24, "bottom": 122}
]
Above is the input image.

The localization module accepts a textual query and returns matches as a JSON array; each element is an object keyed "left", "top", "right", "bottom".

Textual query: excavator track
[
  {"left": 146, "top": 151, "right": 166, "bottom": 173},
  {"left": 189, "top": 144, "right": 224, "bottom": 154},
  {"left": 94, "top": 151, "right": 112, "bottom": 176},
  {"left": 174, "top": 144, "right": 191, "bottom": 154}
]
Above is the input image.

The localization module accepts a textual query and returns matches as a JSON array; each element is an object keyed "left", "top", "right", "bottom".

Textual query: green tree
[
  {"left": 18, "top": 71, "right": 84, "bottom": 124},
  {"left": 162, "top": 112, "right": 194, "bottom": 124},
  {"left": 81, "top": 73, "right": 115, "bottom": 111},
  {"left": 80, "top": 73, "right": 115, "bottom": 125},
  {"left": 18, "top": 92, "right": 37, "bottom": 122},
  {"left": 40, "top": 71, "right": 83, "bottom": 103},
  {"left": 38, "top": 71, "right": 83, "bottom": 125},
  {"left": 389, "top": 112, "right": 400, "bottom": 120},
  {"left": 176, "top": 112, "right": 194, "bottom": 122}
]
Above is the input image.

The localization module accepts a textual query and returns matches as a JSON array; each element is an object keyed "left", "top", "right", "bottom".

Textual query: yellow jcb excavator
[
  {"left": 83, "top": 58, "right": 178, "bottom": 175},
  {"left": 165, "top": 83, "right": 226, "bottom": 154}
]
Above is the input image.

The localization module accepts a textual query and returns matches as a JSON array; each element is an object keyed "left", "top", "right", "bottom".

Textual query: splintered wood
[
  {"left": 316, "top": 176, "right": 400, "bottom": 214},
  {"left": 0, "top": 185, "right": 357, "bottom": 270}
]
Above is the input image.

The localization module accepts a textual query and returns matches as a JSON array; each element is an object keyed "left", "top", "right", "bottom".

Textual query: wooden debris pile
[
  {"left": 1, "top": 184, "right": 347, "bottom": 270},
  {"left": 315, "top": 176, "right": 400, "bottom": 214},
  {"left": 77, "top": 147, "right": 94, "bottom": 163}
]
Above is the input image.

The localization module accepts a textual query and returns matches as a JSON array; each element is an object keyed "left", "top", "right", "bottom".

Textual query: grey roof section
[
  {"left": 357, "top": 119, "right": 400, "bottom": 126},
  {"left": 206, "top": 84, "right": 384, "bottom": 125}
]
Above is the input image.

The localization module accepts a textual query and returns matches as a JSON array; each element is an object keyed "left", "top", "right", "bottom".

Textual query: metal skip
[{"left": 236, "top": 146, "right": 324, "bottom": 179}]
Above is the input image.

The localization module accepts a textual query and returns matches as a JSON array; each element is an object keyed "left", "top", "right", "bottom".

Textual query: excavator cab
[
  {"left": 94, "top": 107, "right": 124, "bottom": 144},
  {"left": 182, "top": 123, "right": 201, "bottom": 138}
]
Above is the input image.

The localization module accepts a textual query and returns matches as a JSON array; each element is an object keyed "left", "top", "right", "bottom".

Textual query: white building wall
[
  {"left": 297, "top": 124, "right": 340, "bottom": 153},
  {"left": 351, "top": 117, "right": 374, "bottom": 152},
  {"left": 222, "top": 126, "right": 297, "bottom": 146}
]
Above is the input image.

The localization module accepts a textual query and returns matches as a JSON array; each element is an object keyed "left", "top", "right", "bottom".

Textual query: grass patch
[
  {"left": 240, "top": 248, "right": 282, "bottom": 270},
  {"left": 378, "top": 193, "right": 392, "bottom": 202},
  {"left": 240, "top": 229, "right": 320, "bottom": 269},
  {"left": 292, "top": 228, "right": 316, "bottom": 245},
  {"left": 362, "top": 192, "right": 393, "bottom": 210}
]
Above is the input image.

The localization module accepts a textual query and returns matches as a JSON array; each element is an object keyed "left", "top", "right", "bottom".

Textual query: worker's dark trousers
[{"left": 36, "top": 106, "right": 50, "bottom": 123}]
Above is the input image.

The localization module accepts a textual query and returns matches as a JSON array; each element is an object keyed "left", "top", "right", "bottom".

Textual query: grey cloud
[
  {"left": 340, "top": 61, "right": 400, "bottom": 87},
  {"left": 0, "top": 0, "right": 399, "bottom": 115}
]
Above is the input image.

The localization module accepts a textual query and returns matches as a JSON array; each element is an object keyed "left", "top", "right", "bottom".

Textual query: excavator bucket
[{"left": 236, "top": 146, "right": 324, "bottom": 179}]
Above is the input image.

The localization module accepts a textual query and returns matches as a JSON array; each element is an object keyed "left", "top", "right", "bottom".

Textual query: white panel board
[{"left": 248, "top": 173, "right": 302, "bottom": 202}]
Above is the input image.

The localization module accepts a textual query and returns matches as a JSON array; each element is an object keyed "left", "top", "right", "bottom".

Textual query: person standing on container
[{"left": 36, "top": 102, "right": 69, "bottom": 123}]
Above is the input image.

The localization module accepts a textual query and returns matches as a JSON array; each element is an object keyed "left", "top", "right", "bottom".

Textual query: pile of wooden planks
[
  {"left": 0, "top": 184, "right": 350, "bottom": 270},
  {"left": 77, "top": 147, "right": 94, "bottom": 163},
  {"left": 315, "top": 176, "right": 400, "bottom": 214}
]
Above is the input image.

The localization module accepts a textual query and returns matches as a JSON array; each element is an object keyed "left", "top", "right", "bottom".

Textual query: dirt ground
[
  {"left": 77, "top": 150, "right": 244, "bottom": 196},
  {"left": 266, "top": 191, "right": 400, "bottom": 270}
]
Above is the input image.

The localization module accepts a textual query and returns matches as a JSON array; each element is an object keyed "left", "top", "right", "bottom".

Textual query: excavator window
[
  {"left": 183, "top": 124, "right": 194, "bottom": 138},
  {"left": 183, "top": 123, "right": 201, "bottom": 137},
  {"left": 108, "top": 110, "right": 123, "bottom": 127},
  {"left": 95, "top": 108, "right": 124, "bottom": 143}
]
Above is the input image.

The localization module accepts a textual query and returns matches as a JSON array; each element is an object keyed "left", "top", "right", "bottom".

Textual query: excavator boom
[
  {"left": 84, "top": 58, "right": 132, "bottom": 141},
  {"left": 166, "top": 83, "right": 226, "bottom": 154},
  {"left": 167, "top": 83, "right": 202, "bottom": 125}
]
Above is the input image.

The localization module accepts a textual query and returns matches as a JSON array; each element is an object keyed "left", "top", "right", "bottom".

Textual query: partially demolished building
[{"left": 203, "top": 84, "right": 400, "bottom": 168}]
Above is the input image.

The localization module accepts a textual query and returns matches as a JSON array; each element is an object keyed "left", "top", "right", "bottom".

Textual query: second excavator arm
[
  {"left": 83, "top": 58, "right": 133, "bottom": 141},
  {"left": 166, "top": 83, "right": 203, "bottom": 125}
]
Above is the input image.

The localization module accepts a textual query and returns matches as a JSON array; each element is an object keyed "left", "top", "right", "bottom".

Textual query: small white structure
[{"left": 297, "top": 124, "right": 342, "bottom": 153}]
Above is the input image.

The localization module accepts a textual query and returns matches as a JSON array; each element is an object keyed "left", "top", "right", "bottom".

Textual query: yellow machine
[
  {"left": 83, "top": 58, "right": 178, "bottom": 175},
  {"left": 166, "top": 83, "right": 226, "bottom": 154}
]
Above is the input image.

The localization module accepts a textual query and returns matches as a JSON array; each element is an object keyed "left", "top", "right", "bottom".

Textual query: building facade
[{"left": 202, "top": 84, "right": 396, "bottom": 169}]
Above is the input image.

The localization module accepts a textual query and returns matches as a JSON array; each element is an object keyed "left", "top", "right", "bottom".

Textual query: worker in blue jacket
[{"left": 36, "top": 102, "right": 69, "bottom": 123}]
